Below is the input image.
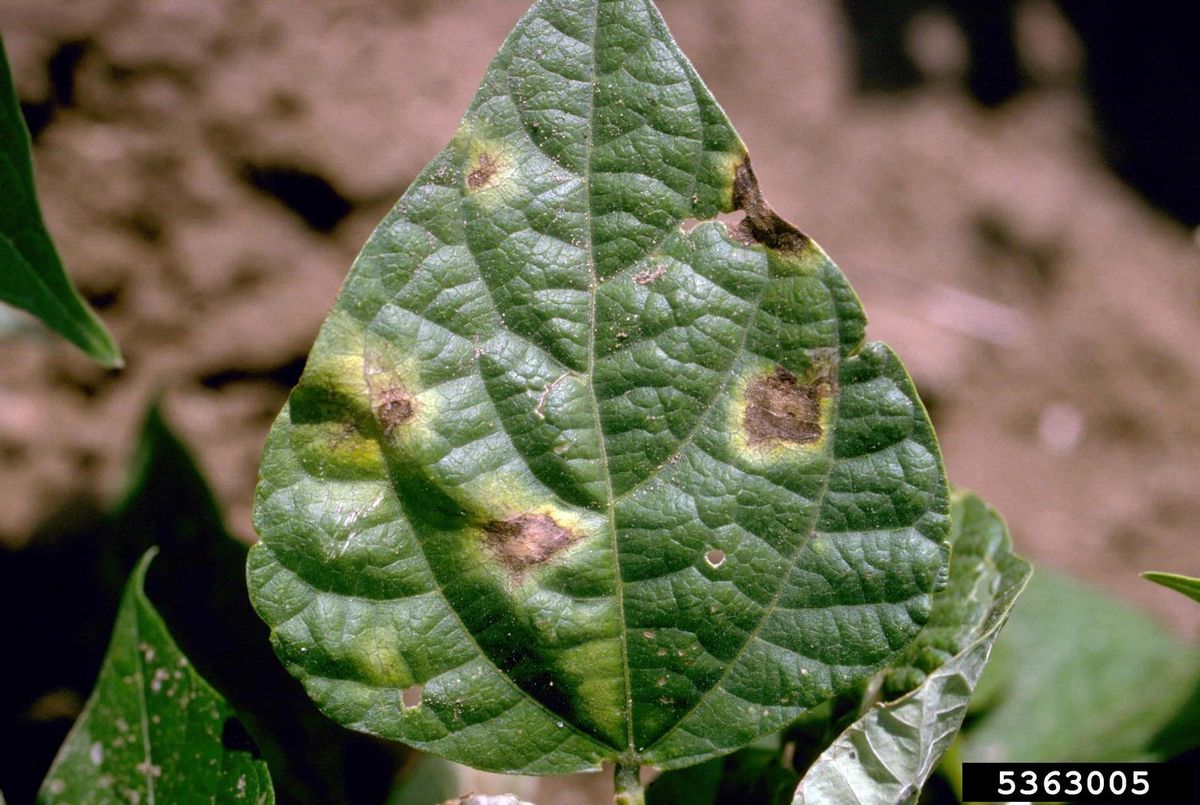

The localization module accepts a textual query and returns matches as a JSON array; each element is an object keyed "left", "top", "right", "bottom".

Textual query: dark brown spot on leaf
[
  {"left": 731, "top": 158, "right": 812, "bottom": 254},
  {"left": 467, "top": 153, "right": 499, "bottom": 190},
  {"left": 483, "top": 513, "right": 577, "bottom": 574},
  {"left": 633, "top": 265, "right": 668, "bottom": 285},
  {"left": 744, "top": 367, "right": 830, "bottom": 445},
  {"left": 373, "top": 387, "right": 417, "bottom": 433}
]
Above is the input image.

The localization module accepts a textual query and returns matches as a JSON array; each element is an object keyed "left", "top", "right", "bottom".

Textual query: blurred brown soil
[{"left": 0, "top": 0, "right": 1197, "bottom": 664}]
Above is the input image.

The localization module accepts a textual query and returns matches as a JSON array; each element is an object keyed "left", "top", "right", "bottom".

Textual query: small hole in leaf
[
  {"left": 402, "top": 684, "right": 423, "bottom": 709},
  {"left": 705, "top": 549, "right": 726, "bottom": 568}
]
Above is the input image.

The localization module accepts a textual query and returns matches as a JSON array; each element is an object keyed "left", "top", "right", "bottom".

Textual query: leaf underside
[
  {"left": 0, "top": 36, "right": 122, "bottom": 367},
  {"left": 39, "top": 550, "right": 273, "bottom": 804},
  {"left": 248, "top": 0, "right": 949, "bottom": 774},
  {"left": 793, "top": 492, "right": 1031, "bottom": 804}
]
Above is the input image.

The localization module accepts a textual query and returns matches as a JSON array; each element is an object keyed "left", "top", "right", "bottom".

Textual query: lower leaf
[{"left": 37, "top": 549, "right": 274, "bottom": 804}]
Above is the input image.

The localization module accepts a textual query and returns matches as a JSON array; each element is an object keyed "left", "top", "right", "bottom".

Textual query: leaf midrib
[
  {"left": 132, "top": 597, "right": 159, "bottom": 805},
  {"left": 577, "top": 0, "right": 637, "bottom": 758}
]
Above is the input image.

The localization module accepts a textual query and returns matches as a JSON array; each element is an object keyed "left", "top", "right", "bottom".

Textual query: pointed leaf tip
[
  {"left": 0, "top": 36, "right": 123, "bottom": 367},
  {"left": 1142, "top": 572, "right": 1200, "bottom": 605}
]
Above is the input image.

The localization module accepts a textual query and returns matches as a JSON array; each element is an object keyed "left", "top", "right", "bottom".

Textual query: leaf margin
[{"left": 791, "top": 491, "right": 1031, "bottom": 805}]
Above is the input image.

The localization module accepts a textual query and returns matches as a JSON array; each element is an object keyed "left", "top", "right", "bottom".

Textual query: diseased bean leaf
[
  {"left": 248, "top": 0, "right": 949, "bottom": 774},
  {"left": 0, "top": 36, "right": 122, "bottom": 367},
  {"left": 38, "top": 549, "right": 273, "bottom": 803}
]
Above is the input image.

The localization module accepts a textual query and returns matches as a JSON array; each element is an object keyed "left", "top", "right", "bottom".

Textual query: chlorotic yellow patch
[
  {"left": 716, "top": 146, "right": 749, "bottom": 209},
  {"left": 557, "top": 637, "right": 627, "bottom": 744},
  {"left": 349, "top": 625, "right": 413, "bottom": 689},
  {"left": 728, "top": 362, "right": 834, "bottom": 466},
  {"left": 458, "top": 130, "right": 518, "bottom": 206}
]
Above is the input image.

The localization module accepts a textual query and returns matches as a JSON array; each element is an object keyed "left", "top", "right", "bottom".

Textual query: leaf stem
[{"left": 613, "top": 761, "right": 644, "bottom": 805}]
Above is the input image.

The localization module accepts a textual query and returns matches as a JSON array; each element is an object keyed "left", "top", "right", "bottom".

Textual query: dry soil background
[{"left": 1, "top": 0, "right": 1197, "bottom": 639}]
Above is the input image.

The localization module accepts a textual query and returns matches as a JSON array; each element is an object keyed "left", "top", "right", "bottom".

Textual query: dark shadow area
[
  {"left": 240, "top": 162, "right": 357, "bottom": 233},
  {"left": 18, "top": 38, "right": 89, "bottom": 141},
  {"left": 840, "top": 0, "right": 1022, "bottom": 106},
  {"left": 839, "top": 0, "right": 1200, "bottom": 227},
  {"left": 1056, "top": 2, "right": 1200, "bottom": 228},
  {"left": 198, "top": 352, "right": 308, "bottom": 391}
]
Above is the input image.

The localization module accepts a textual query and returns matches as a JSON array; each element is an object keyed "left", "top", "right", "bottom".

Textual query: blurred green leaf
[
  {"left": 248, "top": 0, "right": 950, "bottom": 776},
  {"left": 37, "top": 549, "right": 274, "bottom": 803},
  {"left": 792, "top": 492, "right": 1030, "bottom": 805},
  {"left": 0, "top": 35, "right": 121, "bottom": 367},
  {"left": 1143, "top": 572, "right": 1200, "bottom": 605},
  {"left": 962, "top": 569, "right": 1200, "bottom": 763}
]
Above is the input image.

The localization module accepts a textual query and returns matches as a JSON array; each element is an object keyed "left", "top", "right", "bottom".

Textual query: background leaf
[
  {"left": 1143, "top": 572, "right": 1200, "bottom": 605},
  {"left": 0, "top": 408, "right": 401, "bottom": 804},
  {"left": 0, "top": 35, "right": 121, "bottom": 367},
  {"left": 792, "top": 492, "right": 1031, "bottom": 805},
  {"left": 249, "top": 0, "right": 949, "bottom": 775},
  {"left": 961, "top": 569, "right": 1200, "bottom": 764},
  {"left": 37, "top": 549, "right": 274, "bottom": 804}
]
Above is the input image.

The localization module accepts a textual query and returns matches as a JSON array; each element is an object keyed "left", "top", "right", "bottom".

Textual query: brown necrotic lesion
[
  {"left": 372, "top": 387, "right": 418, "bottom": 434},
  {"left": 482, "top": 513, "right": 578, "bottom": 574},
  {"left": 743, "top": 367, "right": 830, "bottom": 445},
  {"left": 729, "top": 157, "right": 813, "bottom": 255},
  {"left": 466, "top": 152, "right": 500, "bottom": 191}
]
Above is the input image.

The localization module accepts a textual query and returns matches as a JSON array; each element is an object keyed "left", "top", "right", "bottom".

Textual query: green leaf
[
  {"left": 248, "top": 0, "right": 949, "bottom": 774},
  {"left": 0, "top": 36, "right": 121, "bottom": 367},
  {"left": 38, "top": 549, "right": 274, "bottom": 803},
  {"left": 1143, "top": 572, "right": 1200, "bottom": 605},
  {"left": 791, "top": 492, "right": 1030, "bottom": 804},
  {"left": 118, "top": 409, "right": 405, "bottom": 805},
  {"left": 961, "top": 568, "right": 1200, "bottom": 764}
]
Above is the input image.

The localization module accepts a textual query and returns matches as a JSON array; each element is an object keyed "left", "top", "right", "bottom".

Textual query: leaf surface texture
[{"left": 792, "top": 492, "right": 1030, "bottom": 804}]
